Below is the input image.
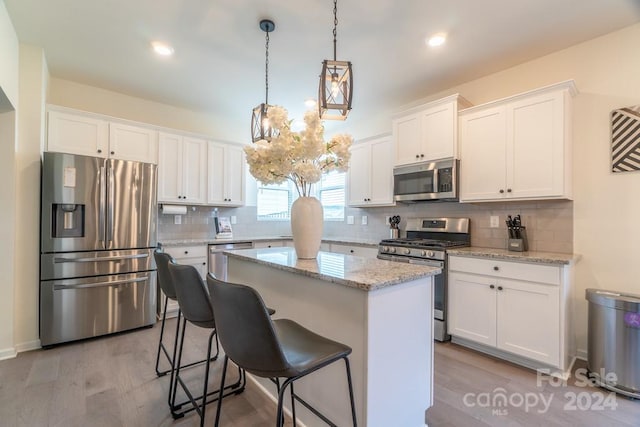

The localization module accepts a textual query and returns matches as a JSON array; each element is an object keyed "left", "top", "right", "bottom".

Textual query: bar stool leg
[
  {"left": 290, "top": 382, "right": 297, "bottom": 427},
  {"left": 214, "top": 355, "right": 230, "bottom": 427},
  {"left": 154, "top": 295, "right": 170, "bottom": 376},
  {"left": 344, "top": 357, "right": 358, "bottom": 427}
]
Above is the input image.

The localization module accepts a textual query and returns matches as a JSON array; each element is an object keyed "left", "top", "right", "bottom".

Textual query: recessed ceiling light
[
  {"left": 152, "top": 41, "right": 174, "bottom": 56},
  {"left": 427, "top": 33, "right": 447, "bottom": 47},
  {"left": 304, "top": 98, "right": 317, "bottom": 108}
]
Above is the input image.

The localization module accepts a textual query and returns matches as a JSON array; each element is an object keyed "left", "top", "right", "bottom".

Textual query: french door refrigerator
[{"left": 40, "top": 152, "right": 158, "bottom": 346}]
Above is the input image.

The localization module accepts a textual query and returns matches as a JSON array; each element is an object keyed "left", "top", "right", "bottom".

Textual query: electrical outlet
[
  {"left": 174, "top": 215, "right": 181, "bottom": 225},
  {"left": 347, "top": 215, "right": 354, "bottom": 225},
  {"left": 385, "top": 216, "right": 391, "bottom": 225},
  {"left": 231, "top": 215, "right": 237, "bottom": 224},
  {"left": 490, "top": 215, "right": 499, "bottom": 228},
  {"left": 361, "top": 215, "right": 368, "bottom": 225}
]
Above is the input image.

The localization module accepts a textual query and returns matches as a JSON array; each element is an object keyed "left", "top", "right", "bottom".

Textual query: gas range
[
  {"left": 377, "top": 217, "right": 470, "bottom": 342},
  {"left": 377, "top": 217, "right": 470, "bottom": 262}
]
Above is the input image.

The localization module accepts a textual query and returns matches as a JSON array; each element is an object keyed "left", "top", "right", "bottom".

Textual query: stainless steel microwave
[{"left": 393, "top": 158, "right": 459, "bottom": 202}]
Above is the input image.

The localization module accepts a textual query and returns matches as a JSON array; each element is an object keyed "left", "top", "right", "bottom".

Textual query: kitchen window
[{"left": 257, "top": 172, "right": 345, "bottom": 221}]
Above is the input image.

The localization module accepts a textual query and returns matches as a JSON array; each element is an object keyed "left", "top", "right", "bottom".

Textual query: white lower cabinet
[
  {"left": 160, "top": 245, "right": 208, "bottom": 317},
  {"left": 449, "top": 255, "right": 571, "bottom": 372}
]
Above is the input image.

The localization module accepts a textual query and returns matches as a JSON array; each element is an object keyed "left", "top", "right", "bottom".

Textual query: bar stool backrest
[
  {"left": 154, "top": 250, "right": 177, "bottom": 299},
  {"left": 207, "top": 274, "right": 290, "bottom": 377},
  {"left": 169, "top": 263, "right": 215, "bottom": 328}
]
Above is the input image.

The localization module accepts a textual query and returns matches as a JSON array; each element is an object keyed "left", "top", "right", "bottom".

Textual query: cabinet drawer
[
  {"left": 163, "top": 245, "right": 207, "bottom": 259},
  {"left": 449, "top": 256, "right": 560, "bottom": 285}
]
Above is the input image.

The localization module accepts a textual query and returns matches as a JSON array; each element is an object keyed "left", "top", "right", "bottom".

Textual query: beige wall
[
  {"left": 14, "top": 44, "right": 48, "bottom": 351},
  {"left": 0, "top": 0, "right": 18, "bottom": 359},
  {"left": 48, "top": 78, "right": 244, "bottom": 143},
  {"left": 0, "top": 0, "right": 18, "bottom": 108}
]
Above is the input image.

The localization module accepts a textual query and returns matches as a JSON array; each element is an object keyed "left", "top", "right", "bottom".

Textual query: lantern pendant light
[
  {"left": 318, "top": 0, "right": 353, "bottom": 120},
  {"left": 251, "top": 19, "right": 276, "bottom": 142}
]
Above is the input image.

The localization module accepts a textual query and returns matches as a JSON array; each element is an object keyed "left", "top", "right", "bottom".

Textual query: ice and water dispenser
[{"left": 51, "top": 203, "right": 85, "bottom": 238}]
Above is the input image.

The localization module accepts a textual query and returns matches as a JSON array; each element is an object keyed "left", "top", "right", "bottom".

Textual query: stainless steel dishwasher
[{"left": 208, "top": 241, "right": 253, "bottom": 281}]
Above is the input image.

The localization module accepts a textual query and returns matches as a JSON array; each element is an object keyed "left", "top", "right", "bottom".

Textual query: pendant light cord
[
  {"left": 332, "top": 0, "right": 338, "bottom": 61},
  {"left": 265, "top": 31, "right": 270, "bottom": 105}
]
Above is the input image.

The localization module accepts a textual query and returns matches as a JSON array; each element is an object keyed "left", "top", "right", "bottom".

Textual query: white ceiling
[{"left": 5, "top": 0, "right": 640, "bottom": 135}]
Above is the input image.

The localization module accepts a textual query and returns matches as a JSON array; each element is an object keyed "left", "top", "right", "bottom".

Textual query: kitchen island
[{"left": 226, "top": 247, "right": 441, "bottom": 427}]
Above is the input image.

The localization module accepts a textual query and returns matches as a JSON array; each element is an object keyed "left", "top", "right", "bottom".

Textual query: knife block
[{"left": 508, "top": 227, "right": 528, "bottom": 252}]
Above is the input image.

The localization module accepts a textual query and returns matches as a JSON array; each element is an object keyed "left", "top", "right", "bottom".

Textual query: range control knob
[
  {"left": 421, "top": 250, "right": 427, "bottom": 257},
  {"left": 404, "top": 248, "right": 411, "bottom": 255},
  {"left": 389, "top": 247, "right": 396, "bottom": 254},
  {"left": 428, "top": 251, "right": 435, "bottom": 258},
  {"left": 382, "top": 246, "right": 389, "bottom": 253}
]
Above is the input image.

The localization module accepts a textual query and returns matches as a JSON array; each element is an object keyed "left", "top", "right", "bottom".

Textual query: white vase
[{"left": 291, "top": 196, "right": 323, "bottom": 259}]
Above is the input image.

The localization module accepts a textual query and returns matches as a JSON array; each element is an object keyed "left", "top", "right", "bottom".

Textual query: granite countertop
[
  {"left": 448, "top": 247, "right": 580, "bottom": 265},
  {"left": 159, "top": 236, "right": 379, "bottom": 248},
  {"left": 224, "top": 247, "right": 440, "bottom": 291}
]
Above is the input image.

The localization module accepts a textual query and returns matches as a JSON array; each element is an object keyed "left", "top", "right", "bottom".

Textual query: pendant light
[
  {"left": 318, "top": 0, "right": 353, "bottom": 121},
  {"left": 251, "top": 19, "right": 276, "bottom": 142}
]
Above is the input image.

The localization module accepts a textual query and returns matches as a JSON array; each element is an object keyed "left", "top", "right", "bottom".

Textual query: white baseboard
[
  {"left": 0, "top": 347, "right": 17, "bottom": 361},
  {"left": 576, "top": 348, "right": 587, "bottom": 361},
  {"left": 15, "top": 339, "right": 41, "bottom": 353}
]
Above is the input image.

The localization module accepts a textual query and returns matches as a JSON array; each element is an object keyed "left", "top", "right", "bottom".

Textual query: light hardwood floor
[{"left": 1, "top": 320, "right": 638, "bottom": 426}]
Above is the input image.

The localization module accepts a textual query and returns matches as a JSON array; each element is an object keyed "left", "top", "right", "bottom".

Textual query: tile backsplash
[{"left": 158, "top": 200, "right": 573, "bottom": 254}]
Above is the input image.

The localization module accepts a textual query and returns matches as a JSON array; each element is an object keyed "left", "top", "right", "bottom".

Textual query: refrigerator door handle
[
  {"left": 53, "top": 253, "right": 150, "bottom": 263},
  {"left": 106, "top": 163, "right": 115, "bottom": 247},
  {"left": 99, "top": 165, "right": 106, "bottom": 248},
  {"left": 53, "top": 276, "right": 148, "bottom": 290}
]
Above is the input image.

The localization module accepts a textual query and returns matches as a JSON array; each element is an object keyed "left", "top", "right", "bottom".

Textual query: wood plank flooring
[{"left": 1, "top": 320, "right": 638, "bottom": 426}]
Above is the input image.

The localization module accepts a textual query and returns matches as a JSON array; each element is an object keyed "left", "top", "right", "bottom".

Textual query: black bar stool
[
  {"left": 207, "top": 274, "right": 358, "bottom": 427},
  {"left": 168, "top": 263, "right": 245, "bottom": 426}
]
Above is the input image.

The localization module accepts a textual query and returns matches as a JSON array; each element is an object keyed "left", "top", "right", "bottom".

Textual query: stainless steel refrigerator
[{"left": 40, "top": 152, "right": 158, "bottom": 346}]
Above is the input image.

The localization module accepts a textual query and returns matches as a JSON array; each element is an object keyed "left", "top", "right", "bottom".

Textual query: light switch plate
[
  {"left": 347, "top": 215, "right": 354, "bottom": 225},
  {"left": 231, "top": 215, "right": 237, "bottom": 224},
  {"left": 174, "top": 215, "right": 181, "bottom": 225},
  {"left": 490, "top": 215, "right": 499, "bottom": 228},
  {"left": 361, "top": 215, "right": 368, "bottom": 225}
]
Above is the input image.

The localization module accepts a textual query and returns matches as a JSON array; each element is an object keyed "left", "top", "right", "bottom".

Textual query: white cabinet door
[
  {"left": 393, "top": 113, "right": 421, "bottom": 166},
  {"left": 158, "top": 133, "right": 183, "bottom": 203},
  {"left": 181, "top": 137, "right": 207, "bottom": 204},
  {"left": 109, "top": 122, "right": 158, "bottom": 164},
  {"left": 421, "top": 101, "right": 455, "bottom": 161},
  {"left": 508, "top": 91, "right": 565, "bottom": 199},
  {"left": 207, "top": 142, "right": 246, "bottom": 206},
  {"left": 497, "top": 279, "right": 560, "bottom": 366},
  {"left": 347, "top": 143, "right": 370, "bottom": 205},
  {"left": 459, "top": 106, "right": 507, "bottom": 201},
  {"left": 158, "top": 133, "right": 206, "bottom": 204},
  {"left": 448, "top": 272, "right": 497, "bottom": 346},
  {"left": 225, "top": 145, "right": 245, "bottom": 205},
  {"left": 369, "top": 137, "right": 394, "bottom": 205},
  {"left": 348, "top": 136, "right": 394, "bottom": 207},
  {"left": 47, "top": 111, "right": 109, "bottom": 157}
]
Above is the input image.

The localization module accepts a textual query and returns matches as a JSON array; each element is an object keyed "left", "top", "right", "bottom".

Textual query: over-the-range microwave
[{"left": 393, "top": 158, "right": 459, "bottom": 202}]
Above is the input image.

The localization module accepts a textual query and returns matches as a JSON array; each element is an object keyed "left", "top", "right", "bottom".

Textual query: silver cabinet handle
[
  {"left": 54, "top": 276, "right": 148, "bottom": 290},
  {"left": 54, "top": 253, "right": 149, "bottom": 263},
  {"left": 99, "top": 165, "right": 106, "bottom": 247},
  {"left": 107, "top": 164, "right": 115, "bottom": 246}
]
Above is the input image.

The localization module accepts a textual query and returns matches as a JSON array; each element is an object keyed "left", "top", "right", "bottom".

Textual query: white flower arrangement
[{"left": 244, "top": 105, "right": 353, "bottom": 197}]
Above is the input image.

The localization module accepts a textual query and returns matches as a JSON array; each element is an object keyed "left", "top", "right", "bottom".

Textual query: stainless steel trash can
[{"left": 586, "top": 288, "right": 640, "bottom": 398}]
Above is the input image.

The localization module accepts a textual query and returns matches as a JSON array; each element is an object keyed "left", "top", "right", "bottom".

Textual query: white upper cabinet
[
  {"left": 47, "top": 108, "right": 158, "bottom": 164},
  {"left": 207, "top": 141, "right": 246, "bottom": 206},
  {"left": 109, "top": 122, "right": 158, "bottom": 163},
  {"left": 348, "top": 135, "right": 395, "bottom": 207},
  {"left": 393, "top": 94, "right": 470, "bottom": 166},
  {"left": 459, "top": 80, "right": 577, "bottom": 202},
  {"left": 158, "top": 132, "right": 207, "bottom": 204},
  {"left": 47, "top": 110, "right": 109, "bottom": 158}
]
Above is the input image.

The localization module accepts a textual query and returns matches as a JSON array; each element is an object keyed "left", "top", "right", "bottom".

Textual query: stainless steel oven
[{"left": 378, "top": 217, "right": 470, "bottom": 342}]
